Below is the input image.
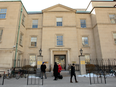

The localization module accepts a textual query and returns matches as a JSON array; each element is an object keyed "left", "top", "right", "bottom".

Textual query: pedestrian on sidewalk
[
  {"left": 58, "top": 63, "right": 62, "bottom": 76},
  {"left": 53, "top": 62, "right": 58, "bottom": 80},
  {"left": 70, "top": 63, "right": 78, "bottom": 83},
  {"left": 40, "top": 62, "right": 47, "bottom": 79}
]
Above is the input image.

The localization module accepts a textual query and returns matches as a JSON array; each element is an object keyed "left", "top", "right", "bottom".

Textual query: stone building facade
[{"left": 0, "top": 0, "right": 116, "bottom": 71}]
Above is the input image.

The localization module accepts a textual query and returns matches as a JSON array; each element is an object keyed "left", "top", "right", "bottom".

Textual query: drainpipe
[{"left": 14, "top": 5, "right": 23, "bottom": 67}]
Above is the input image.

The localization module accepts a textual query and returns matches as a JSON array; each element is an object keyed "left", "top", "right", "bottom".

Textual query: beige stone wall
[
  {"left": 92, "top": 2, "right": 116, "bottom": 7},
  {"left": 43, "top": 12, "right": 76, "bottom": 27},
  {"left": 93, "top": 7, "right": 116, "bottom": 59},
  {"left": 0, "top": 1, "right": 116, "bottom": 70}
]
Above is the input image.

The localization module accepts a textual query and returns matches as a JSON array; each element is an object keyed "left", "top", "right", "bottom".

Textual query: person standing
[
  {"left": 40, "top": 62, "right": 47, "bottom": 79},
  {"left": 53, "top": 62, "right": 58, "bottom": 80},
  {"left": 70, "top": 64, "right": 78, "bottom": 83},
  {"left": 58, "top": 63, "right": 62, "bottom": 76}
]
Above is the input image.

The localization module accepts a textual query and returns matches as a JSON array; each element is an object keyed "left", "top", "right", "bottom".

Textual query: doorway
[{"left": 54, "top": 55, "right": 66, "bottom": 70}]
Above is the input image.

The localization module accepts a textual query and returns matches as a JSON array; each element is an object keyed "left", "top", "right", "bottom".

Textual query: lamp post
[
  {"left": 80, "top": 48, "right": 83, "bottom": 56},
  {"left": 39, "top": 48, "right": 42, "bottom": 56}
]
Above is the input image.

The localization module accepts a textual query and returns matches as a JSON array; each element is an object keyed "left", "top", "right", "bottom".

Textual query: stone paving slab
[{"left": 0, "top": 76, "right": 116, "bottom": 87}]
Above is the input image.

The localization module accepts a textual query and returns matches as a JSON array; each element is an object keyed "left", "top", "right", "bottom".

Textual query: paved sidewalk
[{"left": 0, "top": 76, "right": 116, "bottom": 87}]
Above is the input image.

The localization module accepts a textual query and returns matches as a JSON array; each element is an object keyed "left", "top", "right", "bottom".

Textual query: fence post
[
  {"left": 2, "top": 72, "right": 5, "bottom": 85},
  {"left": 27, "top": 72, "right": 29, "bottom": 85},
  {"left": 89, "top": 72, "right": 92, "bottom": 85}
]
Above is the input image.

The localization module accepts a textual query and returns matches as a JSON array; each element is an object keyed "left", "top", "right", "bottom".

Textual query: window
[
  {"left": 80, "top": 19, "right": 86, "bottom": 28},
  {"left": 30, "top": 55, "right": 36, "bottom": 66},
  {"left": 82, "top": 37, "right": 89, "bottom": 46},
  {"left": 32, "top": 20, "right": 38, "bottom": 28},
  {"left": 0, "top": 9, "right": 7, "bottom": 19},
  {"left": 17, "top": 54, "right": 22, "bottom": 67},
  {"left": 19, "top": 33, "right": 23, "bottom": 46},
  {"left": 22, "top": 14, "right": 25, "bottom": 26},
  {"left": 109, "top": 14, "right": 116, "bottom": 23},
  {"left": 85, "top": 55, "right": 90, "bottom": 64},
  {"left": 57, "top": 35, "right": 63, "bottom": 46},
  {"left": 31, "top": 37, "right": 37, "bottom": 47},
  {"left": 56, "top": 18, "right": 62, "bottom": 26},
  {"left": 113, "top": 33, "right": 116, "bottom": 44},
  {"left": 0, "top": 30, "right": 3, "bottom": 41}
]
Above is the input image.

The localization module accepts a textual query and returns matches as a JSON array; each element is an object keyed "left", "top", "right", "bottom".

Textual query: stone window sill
[
  {"left": 19, "top": 44, "right": 23, "bottom": 47},
  {"left": 29, "top": 46, "right": 38, "bottom": 48},
  {"left": 82, "top": 46, "right": 90, "bottom": 48}
]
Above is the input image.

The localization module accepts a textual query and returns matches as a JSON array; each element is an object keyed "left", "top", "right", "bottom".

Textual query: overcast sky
[{"left": 21, "top": 0, "right": 91, "bottom": 11}]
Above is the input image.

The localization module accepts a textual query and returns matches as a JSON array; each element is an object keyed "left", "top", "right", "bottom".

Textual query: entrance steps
[{"left": 46, "top": 71, "right": 80, "bottom": 77}]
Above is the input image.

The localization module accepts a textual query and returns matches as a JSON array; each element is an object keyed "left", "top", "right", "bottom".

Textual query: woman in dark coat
[
  {"left": 53, "top": 62, "right": 58, "bottom": 80},
  {"left": 70, "top": 64, "right": 78, "bottom": 83}
]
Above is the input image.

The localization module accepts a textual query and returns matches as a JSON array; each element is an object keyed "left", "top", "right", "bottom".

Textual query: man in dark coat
[
  {"left": 70, "top": 64, "right": 78, "bottom": 83},
  {"left": 53, "top": 62, "right": 58, "bottom": 80},
  {"left": 40, "top": 62, "right": 47, "bottom": 79}
]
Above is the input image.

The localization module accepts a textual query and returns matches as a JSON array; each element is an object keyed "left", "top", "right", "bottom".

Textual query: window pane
[
  {"left": 31, "top": 37, "right": 37, "bottom": 46},
  {"left": 57, "top": 35, "right": 63, "bottom": 46},
  {"left": 57, "top": 22, "right": 62, "bottom": 26},
  {"left": 113, "top": 33, "right": 116, "bottom": 38},
  {"left": 30, "top": 55, "right": 36, "bottom": 66},
  {"left": 32, "top": 20, "right": 38, "bottom": 28},
  {"left": 56, "top": 18, "right": 62, "bottom": 22},
  {"left": 82, "top": 37, "right": 88, "bottom": 46},
  {"left": 31, "top": 37, "right": 37, "bottom": 42},
  {"left": 56, "top": 18, "right": 62, "bottom": 26},
  {"left": 32, "top": 25, "right": 38, "bottom": 28},
  {"left": 0, "top": 14, "right": 6, "bottom": 19},
  {"left": 113, "top": 33, "right": 116, "bottom": 44},
  {"left": 109, "top": 14, "right": 116, "bottom": 23},
  {"left": 85, "top": 55, "right": 90, "bottom": 64},
  {"left": 19, "top": 33, "right": 23, "bottom": 45},
  {"left": 0, "top": 30, "right": 3, "bottom": 41},
  {"left": 17, "top": 54, "right": 21, "bottom": 67},
  {"left": 80, "top": 20, "right": 86, "bottom": 28},
  {"left": 0, "top": 9, "right": 7, "bottom": 13},
  {"left": 22, "top": 15, "right": 25, "bottom": 25}
]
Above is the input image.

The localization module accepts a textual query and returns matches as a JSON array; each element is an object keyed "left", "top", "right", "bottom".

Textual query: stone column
[
  {"left": 79, "top": 55, "right": 86, "bottom": 75},
  {"left": 36, "top": 55, "right": 43, "bottom": 77}
]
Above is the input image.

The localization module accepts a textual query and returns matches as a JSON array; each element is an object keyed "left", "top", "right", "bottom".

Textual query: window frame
[
  {"left": 19, "top": 32, "right": 23, "bottom": 47},
  {"left": 32, "top": 19, "right": 38, "bottom": 28},
  {"left": 109, "top": 14, "right": 116, "bottom": 23},
  {"left": 22, "top": 14, "right": 25, "bottom": 26},
  {"left": 56, "top": 17, "right": 63, "bottom": 26},
  {"left": 17, "top": 54, "right": 22, "bottom": 67},
  {"left": 29, "top": 54, "right": 36, "bottom": 66},
  {"left": 30, "top": 36, "right": 37, "bottom": 47},
  {"left": 113, "top": 32, "right": 116, "bottom": 44},
  {"left": 84, "top": 54, "right": 90, "bottom": 64},
  {"left": 82, "top": 36, "right": 89, "bottom": 47},
  {"left": 0, "top": 8, "right": 7, "bottom": 19},
  {"left": 56, "top": 35, "right": 63, "bottom": 46},
  {"left": 80, "top": 19, "right": 86, "bottom": 28},
  {"left": 0, "top": 29, "right": 3, "bottom": 42}
]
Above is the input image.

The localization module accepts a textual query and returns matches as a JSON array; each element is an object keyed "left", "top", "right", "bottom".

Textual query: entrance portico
[{"left": 49, "top": 48, "right": 71, "bottom": 70}]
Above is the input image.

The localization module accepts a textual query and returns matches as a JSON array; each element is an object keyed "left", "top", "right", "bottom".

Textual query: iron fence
[{"left": 86, "top": 59, "right": 116, "bottom": 84}]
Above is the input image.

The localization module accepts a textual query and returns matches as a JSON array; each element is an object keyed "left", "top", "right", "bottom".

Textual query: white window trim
[
  {"left": 80, "top": 19, "right": 86, "bottom": 28},
  {"left": 30, "top": 36, "right": 37, "bottom": 47},
  {"left": 56, "top": 17, "right": 63, "bottom": 26},
  {"left": 82, "top": 36, "right": 89, "bottom": 47},
  {"left": 56, "top": 34, "right": 64, "bottom": 47},
  {"left": 29, "top": 54, "right": 36, "bottom": 66},
  {"left": 0, "top": 29, "right": 3, "bottom": 42}
]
